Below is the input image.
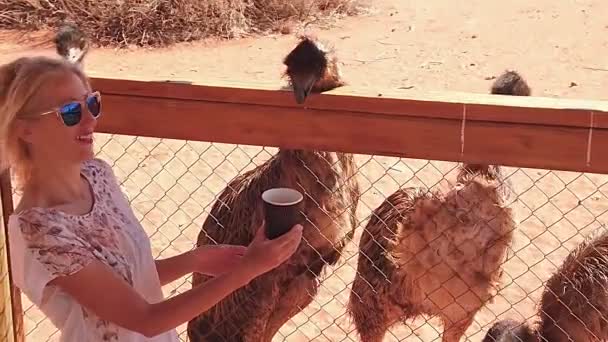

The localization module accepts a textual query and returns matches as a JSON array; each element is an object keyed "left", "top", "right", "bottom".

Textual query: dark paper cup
[{"left": 262, "top": 188, "right": 304, "bottom": 240}]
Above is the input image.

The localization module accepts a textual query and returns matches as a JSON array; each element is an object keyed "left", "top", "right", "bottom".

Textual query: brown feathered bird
[
  {"left": 283, "top": 34, "right": 345, "bottom": 104},
  {"left": 347, "top": 70, "right": 529, "bottom": 342},
  {"left": 482, "top": 228, "right": 608, "bottom": 342},
  {"left": 186, "top": 35, "right": 360, "bottom": 342},
  {"left": 490, "top": 70, "right": 531, "bottom": 96},
  {"left": 54, "top": 22, "right": 89, "bottom": 67}
]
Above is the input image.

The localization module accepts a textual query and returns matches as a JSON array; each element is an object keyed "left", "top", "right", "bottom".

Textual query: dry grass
[{"left": 0, "top": 0, "right": 362, "bottom": 47}]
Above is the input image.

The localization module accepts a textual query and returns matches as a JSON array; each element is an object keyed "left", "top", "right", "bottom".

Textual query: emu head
[
  {"left": 460, "top": 70, "right": 532, "bottom": 186},
  {"left": 283, "top": 35, "right": 343, "bottom": 104},
  {"left": 54, "top": 23, "right": 89, "bottom": 66},
  {"left": 482, "top": 319, "right": 538, "bottom": 342},
  {"left": 491, "top": 70, "right": 531, "bottom": 96}
]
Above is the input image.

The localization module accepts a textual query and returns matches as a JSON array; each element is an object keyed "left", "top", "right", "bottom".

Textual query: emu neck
[
  {"left": 276, "top": 148, "right": 354, "bottom": 191},
  {"left": 457, "top": 163, "right": 513, "bottom": 204}
]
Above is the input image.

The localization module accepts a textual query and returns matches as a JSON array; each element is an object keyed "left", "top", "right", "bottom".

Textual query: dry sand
[{"left": 1, "top": 0, "right": 607, "bottom": 340}]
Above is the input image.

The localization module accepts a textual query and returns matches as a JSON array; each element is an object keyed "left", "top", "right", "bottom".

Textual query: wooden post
[{"left": 0, "top": 171, "right": 24, "bottom": 342}]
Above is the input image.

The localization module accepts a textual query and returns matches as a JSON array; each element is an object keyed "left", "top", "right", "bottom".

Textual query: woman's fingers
[
  {"left": 281, "top": 225, "right": 303, "bottom": 247},
  {"left": 251, "top": 221, "right": 268, "bottom": 244},
  {"left": 238, "top": 222, "right": 304, "bottom": 273},
  {"left": 271, "top": 224, "right": 303, "bottom": 245},
  {"left": 271, "top": 225, "right": 303, "bottom": 257}
]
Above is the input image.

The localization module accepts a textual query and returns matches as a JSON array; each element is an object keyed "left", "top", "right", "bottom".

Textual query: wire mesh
[{"left": 7, "top": 132, "right": 608, "bottom": 341}]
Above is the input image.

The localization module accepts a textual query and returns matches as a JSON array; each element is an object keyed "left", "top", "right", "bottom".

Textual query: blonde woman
[{"left": 0, "top": 56, "right": 303, "bottom": 341}]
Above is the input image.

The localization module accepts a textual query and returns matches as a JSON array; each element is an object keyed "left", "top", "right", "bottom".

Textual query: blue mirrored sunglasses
[{"left": 39, "top": 91, "right": 102, "bottom": 127}]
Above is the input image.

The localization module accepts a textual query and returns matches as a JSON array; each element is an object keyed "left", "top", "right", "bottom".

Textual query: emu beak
[{"left": 291, "top": 74, "right": 316, "bottom": 104}]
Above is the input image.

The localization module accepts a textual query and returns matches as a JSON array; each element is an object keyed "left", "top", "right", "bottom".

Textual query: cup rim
[{"left": 262, "top": 187, "right": 304, "bottom": 206}]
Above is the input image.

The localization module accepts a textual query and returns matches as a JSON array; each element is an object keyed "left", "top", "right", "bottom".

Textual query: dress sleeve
[
  {"left": 7, "top": 213, "right": 100, "bottom": 305},
  {"left": 87, "top": 158, "right": 131, "bottom": 202}
]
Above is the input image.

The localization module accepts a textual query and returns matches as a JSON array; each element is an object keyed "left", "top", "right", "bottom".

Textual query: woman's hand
[
  {"left": 193, "top": 244, "right": 248, "bottom": 276},
  {"left": 241, "top": 221, "right": 303, "bottom": 279}
]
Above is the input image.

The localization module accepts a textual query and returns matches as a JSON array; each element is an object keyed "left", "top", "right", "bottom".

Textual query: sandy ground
[{"left": 2, "top": 0, "right": 608, "bottom": 341}]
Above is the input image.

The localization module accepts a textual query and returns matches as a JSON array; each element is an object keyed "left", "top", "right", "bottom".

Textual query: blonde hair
[{"left": 0, "top": 56, "right": 90, "bottom": 188}]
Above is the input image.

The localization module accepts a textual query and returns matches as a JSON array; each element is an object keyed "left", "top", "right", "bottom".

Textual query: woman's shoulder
[
  {"left": 8, "top": 205, "right": 73, "bottom": 243},
  {"left": 82, "top": 157, "right": 124, "bottom": 190},
  {"left": 82, "top": 157, "right": 115, "bottom": 176}
]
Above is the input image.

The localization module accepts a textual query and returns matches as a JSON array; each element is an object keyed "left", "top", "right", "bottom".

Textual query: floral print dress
[{"left": 7, "top": 158, "right": 179, "bottom": 342}]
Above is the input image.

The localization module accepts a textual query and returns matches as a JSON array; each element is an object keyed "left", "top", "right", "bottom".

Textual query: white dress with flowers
[{"left": 7, "top": 158, "right": 179, "bottom": 342}]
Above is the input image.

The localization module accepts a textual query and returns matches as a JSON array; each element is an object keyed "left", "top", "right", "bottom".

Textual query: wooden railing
[
  {"left": 1, "top": 76, "right": 608, "bottom": 342},
  {"left": 91, "top": 76, "right": 608, "bottom": 174}
]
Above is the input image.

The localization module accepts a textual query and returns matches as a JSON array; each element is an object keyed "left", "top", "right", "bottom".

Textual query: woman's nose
[{"left": 79, "top": 105, "right": 98, "bottom": 127}]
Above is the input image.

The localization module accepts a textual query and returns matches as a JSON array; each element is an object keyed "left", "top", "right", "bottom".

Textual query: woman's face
[{"left": 19, "top": 71, "right": 99, "bottom": 168}]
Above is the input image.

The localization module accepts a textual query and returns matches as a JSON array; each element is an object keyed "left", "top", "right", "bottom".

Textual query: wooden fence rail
[
  {"left": 90, "top": 76, "right": 608, "bottom": 174},
  {"left": 1, "top": 76, "right": 608, "bottom": 342}
]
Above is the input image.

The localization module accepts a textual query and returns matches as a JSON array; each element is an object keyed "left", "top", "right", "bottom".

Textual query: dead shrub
[{"left": 0, "top": 0, "right": 362, "bottom": 47}]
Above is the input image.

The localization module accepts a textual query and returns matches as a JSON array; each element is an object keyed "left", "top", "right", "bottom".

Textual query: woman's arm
[
  {"left": 51, "top": 224, "right": 302, "bottom": 338},
  {"left": 54, "top": 257, "right": 253, "bottom": 337},
  {"left": 154, "top": 250, "right": 197, "bottom": 286},
  {"left": 155, "top": 245, "right": 248, "bottom": 286}
]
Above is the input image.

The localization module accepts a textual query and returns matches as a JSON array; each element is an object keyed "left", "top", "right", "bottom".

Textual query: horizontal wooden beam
[{"left": 89, "top": 76, "right": 608, "bottom": 174}]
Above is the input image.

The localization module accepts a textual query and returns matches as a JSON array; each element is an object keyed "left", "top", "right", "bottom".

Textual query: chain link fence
[{"left": 8, "top": 132, "right": 608, "bottom": 341}]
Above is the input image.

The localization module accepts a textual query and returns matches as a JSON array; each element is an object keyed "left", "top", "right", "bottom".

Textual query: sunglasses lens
[
  {"left": 86, "top": 94, "right": 101, "bottom": 118},
  {"left": 59, "top": 102, "right": 82, "bottom": 126}
]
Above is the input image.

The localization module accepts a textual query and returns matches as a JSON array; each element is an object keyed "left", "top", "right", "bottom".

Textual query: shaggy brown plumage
[
  {"left": 490, "top": 70, "right": 531, "bottom": 96},
  {"left": 347, "top": 70, "right": 528, "bottom": 342},
  {"left": 348, "top": 169, "right": 516, "bottom": 342},
  {"left": 482, "top": 319, "right": 538, "bottom": 342},
  {"left": 186, "top": 36, "right": 359, "bottom": 342},
  {"left": 54, "top": 22, "right": 89, "bottom": 66},
  {"left": 282, "top": 34, "right": 345, "bottom": 104},
  {"left": 483, "top": 228, "right": 608, "bottom": 342}
]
